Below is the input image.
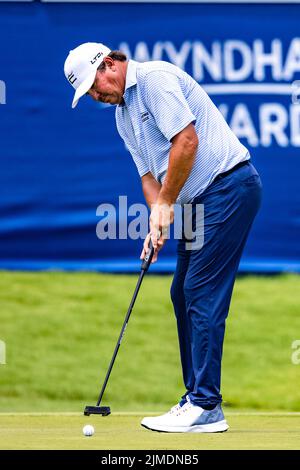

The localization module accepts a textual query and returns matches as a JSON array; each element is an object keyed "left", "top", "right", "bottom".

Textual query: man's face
[{"left": 87, "top": 59, "right": 125, "bottom": 105}]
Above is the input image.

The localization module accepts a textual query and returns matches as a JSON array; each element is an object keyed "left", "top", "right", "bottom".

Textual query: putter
[{"left": 84, "top": 239, "right": 155, "bottom": 416}]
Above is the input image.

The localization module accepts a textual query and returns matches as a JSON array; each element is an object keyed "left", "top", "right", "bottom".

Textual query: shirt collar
[{"left": 124, "top": 60, "right": 138, "bottom": 92}]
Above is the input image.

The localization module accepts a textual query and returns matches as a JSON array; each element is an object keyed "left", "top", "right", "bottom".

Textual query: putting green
[{"left": 0, "top": 412, "right": 299, "bottom": 450}]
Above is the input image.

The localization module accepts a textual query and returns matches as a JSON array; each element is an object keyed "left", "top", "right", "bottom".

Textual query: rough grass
[{"left": 0, "top": 272, "right": 299, "bottom": 412}]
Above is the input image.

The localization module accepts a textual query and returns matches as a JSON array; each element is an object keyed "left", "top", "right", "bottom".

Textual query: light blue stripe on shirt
[{"left": 116, "top": 60, "right": 249, "bottom": 205}]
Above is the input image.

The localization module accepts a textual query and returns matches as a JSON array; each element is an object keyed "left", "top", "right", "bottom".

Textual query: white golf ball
[{"left": 83, "top": 424, "right": 94, "bottom": 437}]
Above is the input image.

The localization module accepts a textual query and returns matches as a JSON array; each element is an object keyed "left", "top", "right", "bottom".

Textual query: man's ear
[{"left": 103, "top": 57, "right": 114, "bottom": 69}]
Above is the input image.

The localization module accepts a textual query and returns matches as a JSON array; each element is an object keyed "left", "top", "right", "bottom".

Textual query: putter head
[{"left": 84, "top": 405, "right": 111, "bottom": 416}]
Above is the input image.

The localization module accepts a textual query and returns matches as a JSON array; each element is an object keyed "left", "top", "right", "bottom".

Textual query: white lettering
[
  {"left": 128, "top": 203, "right": 149, "bottom": 240},
  {"left": 133, "top": 42, "right": 152, "bottom": 62},
  {"left": 120, "top": 38, "right": 300, "bottom": 83},
  {"left": 184, "top": 204, "right": 204, "bottom": 251},
  {"left": 218, "top": 103, "right": 229, "bottom": 120},
  {"left": 119, "top": 42, "right": 132, "bottom": 60},
  {"left": 0, "top": 80, "right": 6, "bottom": 104},
  {"left": 0, "top": 340, "right": 6, "bottom": 365},
  {"left": 96, "top": 204, "right": 117, "bottom": 240},
  {"left": 120, "top": 41, "right": 164, "bottom": 62},
  {"left": 224, "top": 40, "right": 252, "bottom": 82},
  {"left": 290, "top": 104, "right": 300, "bottom": 146},
  {"left": 291, "top": 80, "right": 300, "bottom": 104},
  {"left": 260, "top": 103, "right": 289, "bottom": 147},
  {"left": 193, "top": 41, "right": 222, "bottom": 82},
  {"left": 152, "top": 42, "right": 164, "bottom": 60},
  {"left": 100, "top": 455, "right": 135, "bottom": 467},
  {"left": 220, "top": 102, "right": 299, "bottom": 147},
  {"left": 291, "top": 340, "right": 300, "bottom": 365},
  {"left": 118, "top": 196, "right": 128, "bottom": 239},
  {"left": 229, "top": 103, "right": 259, "bottom": 146},
  {"left": 283, "top": 38, "right": 300, "bottom": 80},
  {"left": 163, "top": 41, "right": 191, "bottom": 70},
  {"left": 254, "top": 39, "right": 282, "bottom": 81}
]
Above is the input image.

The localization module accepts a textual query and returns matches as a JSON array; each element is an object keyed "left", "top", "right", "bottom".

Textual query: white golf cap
[{"left": 64, "top": 42, "right": 111, "bottom": 108}]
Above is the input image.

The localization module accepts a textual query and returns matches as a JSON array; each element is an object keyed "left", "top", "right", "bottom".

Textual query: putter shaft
[{"left": 84, "top": 241, "right": 154, "bottom": 416}]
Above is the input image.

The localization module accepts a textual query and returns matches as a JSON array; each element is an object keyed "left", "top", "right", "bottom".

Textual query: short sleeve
[{"left": 143, "top": 71, "right": 196, "bottom": 141}]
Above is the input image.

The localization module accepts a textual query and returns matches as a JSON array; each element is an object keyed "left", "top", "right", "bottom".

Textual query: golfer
[{"left": 64, "top": 43, "right": 262, "bottom": 433}]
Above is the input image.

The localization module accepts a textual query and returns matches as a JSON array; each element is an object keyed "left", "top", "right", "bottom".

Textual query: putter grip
[{"left": 141, "top": 239, "right": 154, "bottom": 271}]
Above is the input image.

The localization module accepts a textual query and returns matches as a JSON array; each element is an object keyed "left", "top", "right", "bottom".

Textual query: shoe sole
[{"left": 141, "top": 419, "right": 229, "bottom": 433}]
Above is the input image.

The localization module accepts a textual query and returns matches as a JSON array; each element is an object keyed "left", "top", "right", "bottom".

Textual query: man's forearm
[
  {"left": 141, "top": 172, "right": 162, "bottom": 208},
  {"left": 158, "top": 124, "right": 198, "bottom": 205}
]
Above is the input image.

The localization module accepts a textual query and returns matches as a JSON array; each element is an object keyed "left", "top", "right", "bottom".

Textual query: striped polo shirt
[{"left": 115, "top": 60, "right": 249, "bottom": 205}]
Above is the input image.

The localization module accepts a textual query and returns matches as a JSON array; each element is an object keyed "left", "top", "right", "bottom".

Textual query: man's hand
[
  {"left": 140, "top": 201, "right": 174, "bottom": 263},
  {"left": 140, "top": 230, "right": 165, "bottom": 264},
  {"left": 150, "top": 201, "right": 174, "bottom": 248},
  {"left": 140, "top": 124, "right": 198, "bottom": 264}
]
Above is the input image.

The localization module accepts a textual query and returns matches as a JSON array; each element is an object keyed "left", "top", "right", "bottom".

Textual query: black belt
[{"left": 214, "top": 160, "right": 250, "bottom": 182}]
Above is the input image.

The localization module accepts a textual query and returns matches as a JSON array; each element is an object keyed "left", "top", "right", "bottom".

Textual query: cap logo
[
  {"left": 90, "top": 51, "right": 103, "bottom": 65},
  {"left": 68, "top": 72, "right": 77, "bottom": 85}
]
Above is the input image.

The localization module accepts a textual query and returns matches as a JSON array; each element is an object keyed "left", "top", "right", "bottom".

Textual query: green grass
[
  {"left": 0, "top": 413, "right": 299, "bottom": 450},
  {"left": 0, "top": 271, "right": 300, "bottom": 412}
]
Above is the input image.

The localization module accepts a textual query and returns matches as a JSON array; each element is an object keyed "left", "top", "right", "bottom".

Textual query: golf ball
[{"left": 83, "top": 424, "right": 94, "bottom": 437}]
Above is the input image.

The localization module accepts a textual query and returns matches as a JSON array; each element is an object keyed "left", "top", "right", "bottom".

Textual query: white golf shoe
[
  {"left": 163, "top": 401, "right": 183, "bottom": 416},
  {"left": 141, "top": 401, "right": 229, "bottom": 433}
]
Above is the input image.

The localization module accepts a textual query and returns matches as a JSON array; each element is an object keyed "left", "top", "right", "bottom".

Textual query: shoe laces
[
  {"left": 169, "top": 403, "right": 182, "bottom": 415},
  {"left": 169, "top": 395, "right": 191, "bottom": 415},
  {"left": 174, "top": 401, "right": 194, "bottom": 416}
]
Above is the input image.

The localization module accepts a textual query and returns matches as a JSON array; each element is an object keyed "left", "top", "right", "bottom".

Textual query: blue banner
[{"left": 0, "top": 2, "right": 299, "bottom": 272}]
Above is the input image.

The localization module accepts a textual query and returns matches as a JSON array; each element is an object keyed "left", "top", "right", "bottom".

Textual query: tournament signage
[
  {"left": 120, "top": 37, "right": 300, "bottom": 149},
  {"left": 0, "top": 1, "right": 299, "bottom": 271}
]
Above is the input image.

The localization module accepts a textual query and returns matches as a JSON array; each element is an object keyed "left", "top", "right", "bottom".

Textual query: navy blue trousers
[{"left": 170, "top": 161, "right": 262, "bottom": 407}]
